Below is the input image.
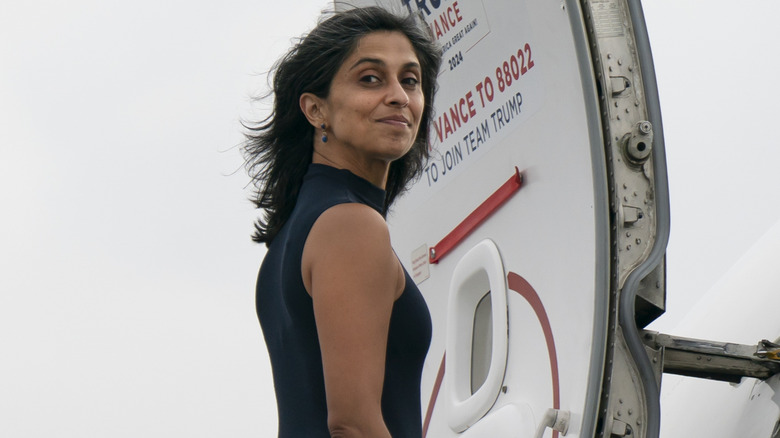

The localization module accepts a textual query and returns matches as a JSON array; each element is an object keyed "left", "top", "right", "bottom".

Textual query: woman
[{"left": 243, "top": 6, "right": 441, "bottom": 438}]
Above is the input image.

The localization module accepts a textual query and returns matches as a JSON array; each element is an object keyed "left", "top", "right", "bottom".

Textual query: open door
[{"left": 334, "top": 0, "right": 667, "bottom": 436}]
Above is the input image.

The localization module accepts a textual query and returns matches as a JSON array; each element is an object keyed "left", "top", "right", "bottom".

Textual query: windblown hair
[{"left": 243, "top": 6, "right": 441, "bottom": 246}]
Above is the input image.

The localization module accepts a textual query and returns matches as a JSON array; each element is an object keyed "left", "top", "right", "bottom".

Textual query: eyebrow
[{"left": 348, "top": 57, "right": 421, "bottom": 72}]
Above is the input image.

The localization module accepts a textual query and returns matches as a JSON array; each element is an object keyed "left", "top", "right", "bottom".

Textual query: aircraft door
[{"left": 337, "top": 0, "right": 618, "bottom": 436}]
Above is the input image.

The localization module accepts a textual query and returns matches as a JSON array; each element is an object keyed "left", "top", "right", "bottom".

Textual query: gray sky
[
  {"left": 641, "top": 0, "right": 780, "bottom": 331},
  {"left": 1, "top": 1, "right": 778, "bottom": 436}
]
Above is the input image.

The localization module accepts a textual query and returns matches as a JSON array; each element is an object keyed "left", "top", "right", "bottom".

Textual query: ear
[{"left": 300, "top": 92, "right": 327, "bottom": 128}]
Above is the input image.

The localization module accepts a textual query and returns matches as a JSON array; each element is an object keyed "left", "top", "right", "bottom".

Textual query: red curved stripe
[
  {"left": 422, "top": 354, "right": 446, "bottom": 438},
  {"left": 507, "top": 271, "right": 560, "bottom": 438}
]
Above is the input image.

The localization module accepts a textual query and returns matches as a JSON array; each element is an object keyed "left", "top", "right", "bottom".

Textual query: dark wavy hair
[{"left": 243, "top": 6, "right": 441, "bottom": 246}]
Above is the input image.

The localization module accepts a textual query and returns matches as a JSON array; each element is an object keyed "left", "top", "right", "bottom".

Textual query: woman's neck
[{"left": 311, "top": 149, "right": 389, "bottom": 189}]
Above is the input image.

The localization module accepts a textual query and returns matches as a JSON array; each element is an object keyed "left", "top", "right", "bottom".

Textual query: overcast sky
[{"left": 1, "top": 1, "right": 778, "bottom": 436}]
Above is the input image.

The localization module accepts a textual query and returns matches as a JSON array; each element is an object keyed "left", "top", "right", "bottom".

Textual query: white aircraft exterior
[
  {"left": 657, "top": 221, "right": 780, "bottom": 437},
  {"left": 338, "top": 1, "right": 780, "bottom": 437}
]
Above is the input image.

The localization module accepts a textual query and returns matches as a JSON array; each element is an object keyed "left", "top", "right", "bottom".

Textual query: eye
[
  {"left": 360, "top": 74, "right": 380, "bottom": 84},
  {"left": 402, "top": 76, "right": 420, "bottom": 87}
]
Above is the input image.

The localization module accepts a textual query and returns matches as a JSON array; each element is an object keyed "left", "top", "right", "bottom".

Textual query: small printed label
[
  {"left": 592, "top": 0, "right": 625, "bottom": 37},
  {"left": 411, "top": 245, "right": 431, "bottom": 285}
]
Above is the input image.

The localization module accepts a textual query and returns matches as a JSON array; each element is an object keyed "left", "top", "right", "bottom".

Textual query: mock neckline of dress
[{"left": 305, "top": 163, "right": 387, "bottom": 215}]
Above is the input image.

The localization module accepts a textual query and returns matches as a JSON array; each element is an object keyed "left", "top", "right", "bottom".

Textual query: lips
[{"left": 377, "top": 114, "right": 410, "bottom": 127}]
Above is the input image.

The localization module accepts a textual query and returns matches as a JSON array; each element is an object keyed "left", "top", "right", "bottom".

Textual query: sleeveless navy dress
[{"left": 256, "top": 163, "right": 432, "bottom": 437}]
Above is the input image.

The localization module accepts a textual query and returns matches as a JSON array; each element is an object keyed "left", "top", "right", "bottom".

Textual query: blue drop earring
[{"left": 320, "top": 123, "right": 328, "bottom": 143}]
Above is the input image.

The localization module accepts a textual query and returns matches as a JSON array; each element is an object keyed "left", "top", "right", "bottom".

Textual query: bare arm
[{"left": 302, "top": 203, "right": 404, "bottom": 438}]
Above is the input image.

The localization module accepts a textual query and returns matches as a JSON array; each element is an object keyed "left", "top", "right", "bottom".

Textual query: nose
[{"left": 386, "top": 78, "right": 409, "bottom": 108}]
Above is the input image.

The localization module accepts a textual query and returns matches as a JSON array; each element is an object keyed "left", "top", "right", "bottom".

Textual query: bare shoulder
[
  {"left": 302, "top": 203, "right": 404, "bottom": 299},
  {"left": 313, "top": 203, "right": 390, "bottom": 245}
]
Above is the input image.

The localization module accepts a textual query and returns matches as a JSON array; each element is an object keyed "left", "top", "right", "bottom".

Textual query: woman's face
[{"left": 319, "top": 31, "right": 424, "bottom": 166}]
